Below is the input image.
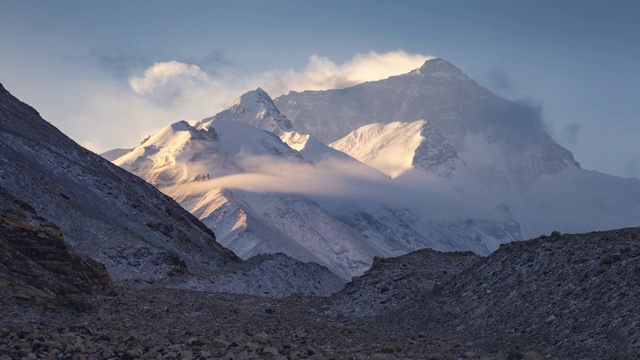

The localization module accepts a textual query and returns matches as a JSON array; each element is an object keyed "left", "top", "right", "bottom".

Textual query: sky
[{"left": 0, "top": 0, "right": 639, "bottom": 177}]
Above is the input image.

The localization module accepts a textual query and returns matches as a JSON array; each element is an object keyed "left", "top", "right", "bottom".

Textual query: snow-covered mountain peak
[
  {"left": 410, "top": 57, "right": 468, "bottom": 81},
  {"left": 201, "top": 87, "right": 293, "bottom": 134}
]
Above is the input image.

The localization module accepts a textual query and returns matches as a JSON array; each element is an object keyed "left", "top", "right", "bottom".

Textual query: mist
[{"left": 162, "top": 154, "right": 507, "bottom": 223}]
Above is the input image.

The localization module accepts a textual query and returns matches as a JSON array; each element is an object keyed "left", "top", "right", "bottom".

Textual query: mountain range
[{"left": 108, "top": 58, "right": 640, "bottom": 279}]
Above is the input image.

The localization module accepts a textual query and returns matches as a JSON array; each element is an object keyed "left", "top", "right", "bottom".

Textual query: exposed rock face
[{"left": 0, "top": 187, "right": 112, "bottom": 309}]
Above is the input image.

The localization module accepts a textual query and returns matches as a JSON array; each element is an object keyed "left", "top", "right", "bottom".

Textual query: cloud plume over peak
[
  {"left": 129, "top": 61, "right": 210, "bottom": 104},
  {"left": 256, "top": 51, "right": 434, "bottom": 94},
  {"left": 62, "top": 50, "right": 433, "bottom": 153}
]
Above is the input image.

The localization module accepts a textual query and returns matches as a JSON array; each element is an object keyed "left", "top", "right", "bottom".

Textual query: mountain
[
  {"left": 201, "top": 87, "right": 293, "bottom": 134},
  {"left": 113, "top": 85, "right": 525, "bottom": 277},
  {"left": 0, "top": 83, "right": 238, "bottom": 281},
  {"left": 0, "top": 82, "right": 343, "bottom": 297},
  {"left": 276, "top": 58, "right": 640, "bottom": 239},
  {"left": 276, "top": 58, "right": 578, "bottom": 188},
  {"left": 114, "top": 117, "right": 381, "bottom": 279},
  {"left": 200, "top": 87, "right": 361, "bottom": 164}
]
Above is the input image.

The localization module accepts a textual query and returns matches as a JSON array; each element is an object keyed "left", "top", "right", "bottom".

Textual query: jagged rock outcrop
[{"left": 0, "top": 187, "right": 112, "bottom": 309}]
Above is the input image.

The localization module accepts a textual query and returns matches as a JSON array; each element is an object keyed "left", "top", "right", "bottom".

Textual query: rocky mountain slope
[
  {"left": 0, "top": 187, "right": 112, "bottom": 310},
  {"left": 383, "top": 228, "right": 640, "bottom": 359},
  {"left": 325, "top": 249, "right": 481, "bottom": 318},
  {"left": 0, "top": 82, "right": 343, "bottom": 297}
]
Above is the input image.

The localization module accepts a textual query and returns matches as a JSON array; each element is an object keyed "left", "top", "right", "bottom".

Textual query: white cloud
[
  {"left": 259, "top": 51, "right": 433, "bottom": 93},
  {"left": 62, "top": 51, "right": 432, "bottom": 153},
  {"left": 161, "top": 154, "right": 496, "bottom": 221},
  {"left": 128, "top": 61, "right": 210, "bottom": 104}
]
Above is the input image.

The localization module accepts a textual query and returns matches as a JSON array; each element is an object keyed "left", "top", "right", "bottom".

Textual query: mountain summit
[
  {"left": 200, "top": 87, "right": 293, "bottom": 134},
  {"left": 411, "top": 57, "right": 468, "bottom": 81}
]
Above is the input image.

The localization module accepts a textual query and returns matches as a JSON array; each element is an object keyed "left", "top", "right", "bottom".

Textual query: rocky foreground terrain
[{"left": 2, "top": 228, "right": 639, "bottom": 359}]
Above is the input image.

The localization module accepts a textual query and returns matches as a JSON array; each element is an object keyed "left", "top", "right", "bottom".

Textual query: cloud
[
  {"left": 129, "top": 61, "right": 210, "bottom": 104},
  {"left": 63, "top": 50, "right": 431, "bottom": 153},
  {"left": 162, "top": 154, "right": 496, "bottom": 221},
  {"left": 128, "top": 50, "right": 432, "bottom": 103},
  {"left": 256, "top": 50, "right": 433, "bottom": 95},
  {"left": 562, "top": 123, "right": 580, "bottom": 144},
  {"left": 487, "top": 68, "right": 514, "bottom": 93},
  {"left": 622, "top": 156, "right": 640, "bottom": 178}
]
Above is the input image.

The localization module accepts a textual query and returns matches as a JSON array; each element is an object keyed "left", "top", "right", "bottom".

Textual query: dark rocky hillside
[
  {"left": 325, "top": 249, "right": 481, "bottom": 318},
  {"left": 387, "top": 229, "right": 640, "bottom": 359},
  {"left": 0, "top": 187, "right": 112, "bottom": 310}
]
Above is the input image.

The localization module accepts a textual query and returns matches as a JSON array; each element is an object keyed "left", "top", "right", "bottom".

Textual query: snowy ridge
[
  {"left": 168, "top": 187, "right": 379, "bottom": 279},
  {"left": 280, "top": 131, "right": 355, "bottom": 163},
  {"left": 330, "top": 120, "right": 427, "bottom": 178}
]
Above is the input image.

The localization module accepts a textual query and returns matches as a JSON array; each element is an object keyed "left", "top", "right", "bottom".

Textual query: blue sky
[{"left": 1, "top": 0, "right": 639, "bottom": 177}]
